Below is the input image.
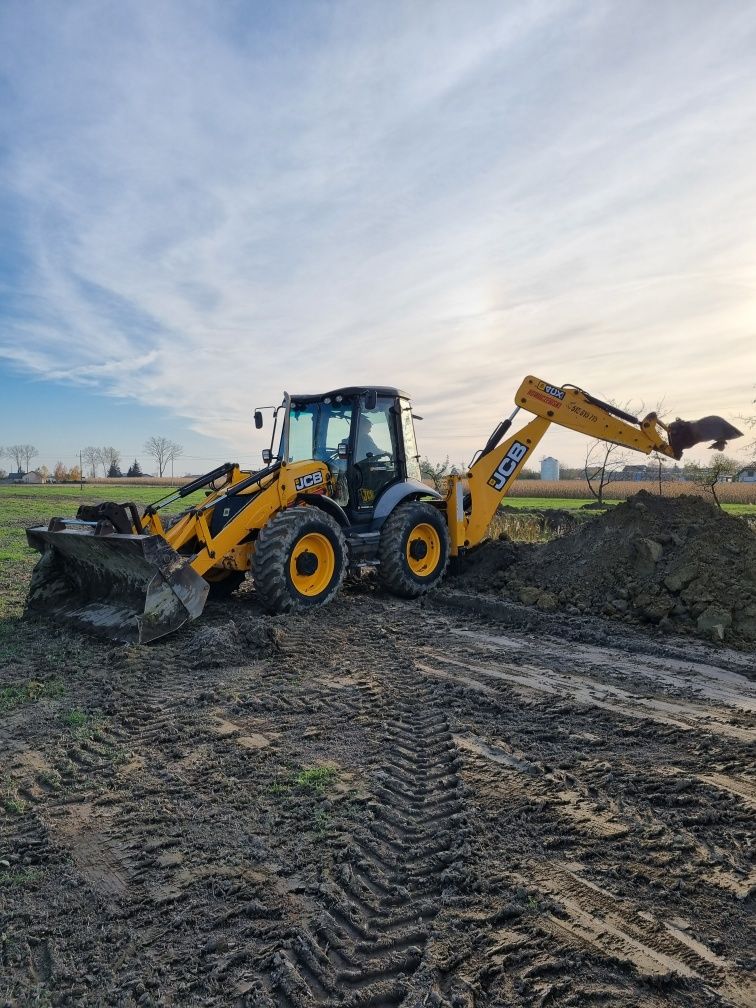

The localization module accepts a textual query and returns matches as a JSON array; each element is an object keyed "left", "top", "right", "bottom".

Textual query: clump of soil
[
  {"left": 481, "top": 492, "right": 756, "bottom": 645},
  {"left": 184, "top": 617, "right": 286, "bottom": 666},
  {"left": 450, "top": 537, "right": 529, "bottom": 592}
]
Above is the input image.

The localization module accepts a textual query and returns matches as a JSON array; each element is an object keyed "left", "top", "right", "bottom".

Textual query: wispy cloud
[{"left": 1, "top": 0, "right": 755, "bottom": 465}]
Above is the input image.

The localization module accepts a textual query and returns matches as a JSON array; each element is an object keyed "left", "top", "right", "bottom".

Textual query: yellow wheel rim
[
  {"left": 289, "top": 533, "right": 335, "bottom": 597},
  {"left": 406, "top": 523, "right": 441, "bottom": 577}
]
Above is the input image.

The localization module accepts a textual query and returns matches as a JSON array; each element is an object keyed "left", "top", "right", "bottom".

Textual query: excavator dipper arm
[{"left": 446, "top": 376, "right": 676, "bottom": 555}]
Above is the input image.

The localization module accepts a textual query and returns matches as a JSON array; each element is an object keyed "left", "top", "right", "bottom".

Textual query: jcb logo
[
  {"left": 537, "top": 381, "right": 565, "bottom": 400},
  {"left": 294, "top": 471, "right": 324, "bottom": 492},
  {"left": 488, "top": 442, "right": 528, "bottom": 492}
]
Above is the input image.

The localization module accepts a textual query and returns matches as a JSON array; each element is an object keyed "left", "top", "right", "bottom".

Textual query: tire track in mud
[
  {"left": 4, "top": 595, "right": 755, "bottom": 1006},
  {"left": 400, "top": 610, "right": 755, "bottom": 1006},
  {"left": 526, "top": 861, "right": 756, "bottom": 1008},
  {"left": 267, "top": 689, "right": 469, "bottom": 1007}
]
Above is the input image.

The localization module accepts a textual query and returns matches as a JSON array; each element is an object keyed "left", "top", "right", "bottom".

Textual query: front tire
[
  {"left": 378, "top": 501, "right": 450, "bottom": 598},
  {"left": 252, "top": 507, "right": 347, "bottom": 613}
]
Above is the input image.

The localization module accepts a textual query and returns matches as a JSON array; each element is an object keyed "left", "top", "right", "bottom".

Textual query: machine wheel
[
  {"left": 378, "top": 501, "right": 450, "bottom": 598},
  {"left": 252, "top": 507, "right": 347, "bottom": 613},
  {"left": 204, "top": 570, "right": 246, "bottom": 599}
]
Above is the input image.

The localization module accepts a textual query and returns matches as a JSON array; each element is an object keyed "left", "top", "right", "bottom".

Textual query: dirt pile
[
  {"left": 485, "top": 492, "right": 756, "bottom": 645},
  {"left": 450, "top": 537, "right": 528, "bottom": 592},
  {"left": 184, "top": 617, "right": 286, "bottom": 667}
]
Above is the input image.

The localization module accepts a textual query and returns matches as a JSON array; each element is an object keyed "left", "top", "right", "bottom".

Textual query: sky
[{"left": 1, "top": 0, "right": 755, "bottom": 475}]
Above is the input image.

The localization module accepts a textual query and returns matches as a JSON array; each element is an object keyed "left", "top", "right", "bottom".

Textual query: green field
[
  {"left": 501, "top": 496, "right": 755, "bottom": 515},
  {"left": 0, "top": 484, "right": 203, "bottom": 620}
]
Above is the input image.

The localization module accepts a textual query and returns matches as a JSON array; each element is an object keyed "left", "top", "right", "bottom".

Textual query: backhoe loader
[{"left": 25, "top": 376, "right": 741, "bottom": 643}]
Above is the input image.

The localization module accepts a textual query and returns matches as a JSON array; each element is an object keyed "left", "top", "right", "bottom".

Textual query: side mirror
[
  {"left": 254, "top": 410, "right": 263, "bottom": 430},
  {"left": 262, "top": 448, "right": 272, "bottom": 464},
  {"left": 338, "top": 441, "right": 348, "bottom": 460},
  {"left": 364, "top": 389, "right": 377, "bottom": 411}
]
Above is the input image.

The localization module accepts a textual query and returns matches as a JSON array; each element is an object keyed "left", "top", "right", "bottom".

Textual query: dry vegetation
[{"left": 507, "top": 478, "right": 756, "bottom": 504}]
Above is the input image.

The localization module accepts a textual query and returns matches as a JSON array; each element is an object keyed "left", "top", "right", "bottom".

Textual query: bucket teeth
[{"left": 24, "top": 526, "right": 209, "bottom": 644}]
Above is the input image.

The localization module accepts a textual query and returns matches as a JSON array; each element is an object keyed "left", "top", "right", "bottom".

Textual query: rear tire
[
  {"left": 252, "top": 507, "right": 347, "bottom": 613},
  {"left": 378, "top": 501, "right": 450, "bottom": 598}
]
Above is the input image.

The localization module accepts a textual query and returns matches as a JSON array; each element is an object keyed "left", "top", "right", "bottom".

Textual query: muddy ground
[{"left": 1, "top": 576, "right": 754, "bottom": 1008}]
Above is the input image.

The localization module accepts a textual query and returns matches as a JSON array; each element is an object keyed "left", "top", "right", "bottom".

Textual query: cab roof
[{"left": 290, "top": 386, "right": 409, "bottom": 403}]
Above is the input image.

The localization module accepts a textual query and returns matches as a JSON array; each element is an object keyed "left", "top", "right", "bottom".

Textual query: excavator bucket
[
  {"left": 25, "top": 525, "right": 210, "bottom": 644},
  {"left": 667, "top": 416, "right": 743, "bottom": 459}
]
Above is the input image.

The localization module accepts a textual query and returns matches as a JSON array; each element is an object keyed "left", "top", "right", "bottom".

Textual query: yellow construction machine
[{"left": 25, "top": 377, "right": 741, "bottom": 643}]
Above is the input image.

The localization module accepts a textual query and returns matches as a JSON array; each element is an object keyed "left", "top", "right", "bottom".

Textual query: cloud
[{"left": 1, "top": 0, "right": 755, "bottom": 467}]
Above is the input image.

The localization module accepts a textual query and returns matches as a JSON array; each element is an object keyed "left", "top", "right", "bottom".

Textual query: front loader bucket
[{"left": 25, "top": 526, "right": 210, "bottom": 644}]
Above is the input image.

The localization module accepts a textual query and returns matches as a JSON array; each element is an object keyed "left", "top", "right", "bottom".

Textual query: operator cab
[{"left": 285, "top": 387, "right": 422, "bottom": 522}]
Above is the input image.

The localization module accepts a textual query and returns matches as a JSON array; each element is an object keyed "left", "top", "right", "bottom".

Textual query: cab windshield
[{"left": 287, "top": 400, "right": 353, "bottom": 463}]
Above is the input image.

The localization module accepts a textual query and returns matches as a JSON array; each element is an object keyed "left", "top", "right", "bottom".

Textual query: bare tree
[
  {"left": 54, "top": 462, "right": 69, "bottom": 482},
  {"left": 22, "top": 445, "right": 38, "bottom": 472},
  {"left": 6, "top": 446, "right": 21, "bottom": 472},
  {"left": 166, "top": 441, "right": 183, "bottom": 478},
  {"left": 584, "top": 440, "right": 631, "bottom": 505},
  {"left": 6, "top": 444, "right": 37, "bottom": 474},
  {"left": 82, "top": 446, "right": 99, "bottom": 478},
  {"left": 97, "top": 446, "right": 121, "bottom": 476},
  {"left": 144, "top": 436, "right": 183, "bottom": 477},
  {"left": 688, "top": 453, "right": 740, "bottom": 509},
  {"left": 419, "top": 456, "right": 451, "bottom": 491}
]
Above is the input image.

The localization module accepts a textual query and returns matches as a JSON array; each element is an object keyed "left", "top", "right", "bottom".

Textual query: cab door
[{"left": 350, "top": 395, "right": 401, "bottom": 514}]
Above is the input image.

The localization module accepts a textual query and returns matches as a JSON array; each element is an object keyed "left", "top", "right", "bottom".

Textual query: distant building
[
  {"left": 21, "top": 472, "right": 44, "bottom": 484},
  {"left": 622, "top": 462, "right": 685, "bottom": 482},
  {"left": 736, "top": 466, "right": 756, "bottom": 483},
  {"left": 540, "top": 457, "right": 560, "bottom": 481},
  {"left": 622, "top": 464, "right": 651, "bottom": 481},
  {"left": 1, "top": 471, "right": 25, "bottom": 483}
]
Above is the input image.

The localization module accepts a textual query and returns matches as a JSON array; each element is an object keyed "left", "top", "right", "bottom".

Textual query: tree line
[{"left": 0, "top": 437, "right": 183, "bottom": 480}]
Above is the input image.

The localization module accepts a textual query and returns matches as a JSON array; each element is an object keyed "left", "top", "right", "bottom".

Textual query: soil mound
[
  {"left": 450, "top": 537, "right": 528, "bottom": 592},
  {"left": 490, "top": 492, "right": 756, "bottom": 645},
  {"left": 184, "top": 618, "right": 285, "bottom": 667}
]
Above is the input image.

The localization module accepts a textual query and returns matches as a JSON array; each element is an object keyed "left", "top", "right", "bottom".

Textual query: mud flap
[{"left": 25, "top": 527, "right": 210, "bottom": 644}]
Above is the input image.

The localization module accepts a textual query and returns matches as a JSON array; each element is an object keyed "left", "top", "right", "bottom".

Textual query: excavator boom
[{"left": 445, "top": 375, "right": 739, "bottom": 554}]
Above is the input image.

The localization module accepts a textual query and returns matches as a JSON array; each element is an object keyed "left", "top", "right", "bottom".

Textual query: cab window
[{"left": 353, "top": 396, "right": 400, "bottom": 507}]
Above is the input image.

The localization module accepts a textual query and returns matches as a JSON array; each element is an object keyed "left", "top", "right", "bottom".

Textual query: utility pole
[{"left": 79, "top": 450, "right": 83, "bottom": 492}]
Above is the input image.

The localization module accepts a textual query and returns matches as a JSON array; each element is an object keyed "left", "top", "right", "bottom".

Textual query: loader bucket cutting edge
[{"left": 24, "top": 527, "right": 210, "bottom": 644}]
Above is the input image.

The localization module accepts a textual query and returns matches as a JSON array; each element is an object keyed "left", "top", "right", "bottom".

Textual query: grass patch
[
  {"left": 0, "top": 678, "right": 65, "bottom": 712},
  {"left": 37, "top": 768, "right": 63, "bottom": 790},
  {"left": 500, "top": 497, "right": 609, "bottom": 510},
  {"left": 0, "top": 869, "right": 42, "bottom": 887},
  {"left": 2, "top": 778, "right": 26, "bottom": 815},
  {"left": 295, "top": 766, "right": 337, "bottom": 793},
  {"left": 313, "top": 807, "right": 332, "bottom": 840},
  {"left": 62, "top": 708, "right": 99, "bottom": 740}
]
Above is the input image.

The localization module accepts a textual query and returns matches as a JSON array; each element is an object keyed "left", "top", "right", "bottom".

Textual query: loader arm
[{"left": 446, "top": 375, "right": 677, "bottom": 554}]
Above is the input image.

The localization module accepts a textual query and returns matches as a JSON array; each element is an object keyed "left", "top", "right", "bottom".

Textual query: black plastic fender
[
  {"left": 369, "top": 480, "right": 442, "bottom": 532},
  {"left": 296, "top": 493, "right": 351, "bottom": 528}
]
